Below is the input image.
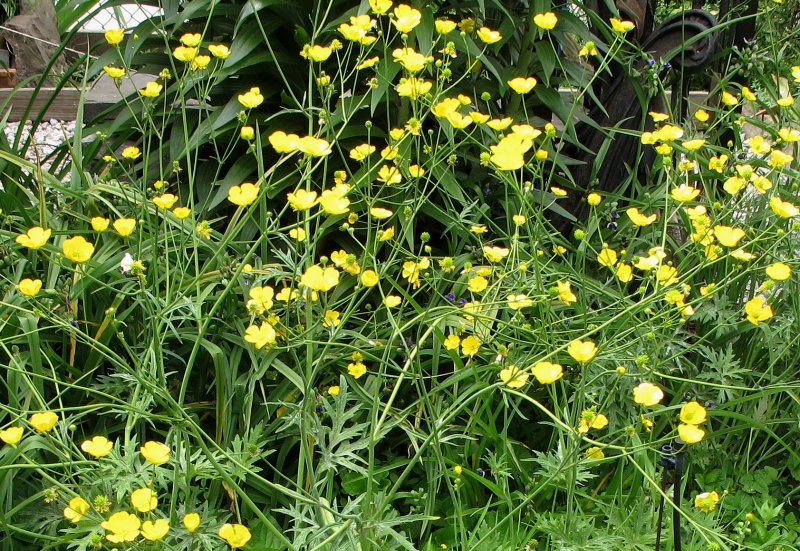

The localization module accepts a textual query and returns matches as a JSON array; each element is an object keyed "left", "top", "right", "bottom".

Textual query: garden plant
[{"left": 0, "top": 0, "right": 799, "bottom": 549}]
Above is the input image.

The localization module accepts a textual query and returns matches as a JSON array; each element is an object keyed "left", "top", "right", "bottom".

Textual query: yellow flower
[
  {"left": 297, "top": 136, "right": 332, "bottom": 157},
  {"left": 113, "top": 218, "right": 136, "bottom": 237},
  {"left": 384, "top": 295, "right": 402, "bottom": 308},
  {"left": 567, "top": 339, "right": 597, "bottom": 363},
  {"left": 507, "top": 294, "right": 532, "bottom": 310},
  {"left": 769, "top": 196, "right": 799, "bottom": 218},
  {"left": 530, "top": 361, "right": 563, "bottom": 384},
  {"left": 29, "top": 411, "right": 58, "bottom": 431},
  {"left": 286, "top": 227, "right": 305, "bottom": 242},
  {"left": 652, "top": 124, "right": 683, "bottom": 141},
  {"left": 486, "top": 117, "right": 513, "bottom": 131},
  {"left": 507, "top": 76, "right": 537, "bottom": 94},
  {"left": 435, "top": 19, "right": 457, "bottom": 34},
  {"left": 89, "top": 216, "right": 109, "bottom": 232},
  {"left": 597, "top": 247, "right": 617, "bottom": 267},
  {"left": 103, "top": 65, "right": 125, "bottom": 78},
  {"left": 369, "top": 207, "right": 393, "bottom": 220},
  {"left": 378, "top": 227, "right": 395, "bottom": 241},
  {"left": 285, "top": 189, "right": 317, "bottom": 211},
  {"left": 349, "top": 143, "right": 376, "bottom": 161},
  {"left": 376, "top": 164, "right": 402, "bottom": 185},
  {"left": 741, "top": 86, "right": 757, "bottom": 101},
  {"left": 769, "top": 149, "right": 793, "bottom": 167},
  {"left": 402, "top": 257, "right": 430, "bottom": 288},
  {"left": 556, "top": 280, "right": 577, "bottom": 305},
  {"left": 392, "top": 47, "right": 427, "bottom": 73},
  {"left": 586, "top": 446, "right": 605, "bottom": 460},
  {"left": 392, "top": 4, "right": 421, "bottom": 33},
  {"left": 327, "top": 385, "right": 341, "bottom": 396},
  {"left": 348, "top": 361, "right": 367, "bottom": 378},
  {"left": 579, "top": 41, "right": 598, "bottom": 57},
  {"left": 533, "top": 12, "right": 558, "bottom": 30},
  {"left": 104, "top": 28, "right": 124, "bottom": 45},
  {"left": 671, "top": 184, "right": 701, "bottom": 202},
  {"left": 0, "top": 426, "right": 24, "bottom": 445},
  {"left": 62, "top": 236, "right": 95, "bottom": 263},
  {"left": 779, "top": 127, "right": 800, "bottom": 142},
  {"left": 369, "top": 0, "right": 392, "bottom": 14},
  {"left": 228, "top": 183, "right": 259, "bottom": 207},
  {"left": 338, "top": 15, "right": 377, "bottom": 45},
  {"left": 301, "top": 265, "right": 340, "bottom": 292},
  {"left": 466, "top": 275, "right": 487, "bottom": 294},
  {"left": 173, "top": 206, "right": 191, "bottom": 219},
  {"left": 461, "top": 335, "right": 481, "bottom": 357},
  {"left": 694, "top": 109, "right": 710, "bottom": 122},
  {"left": 269, "top": 130, "right": 301, "bottom": 153},
  {"left": 678, "top": 423, "right": 705, "bottom": 444},
  {"left": 610, "top": 17, "right": 635, "bottom": 32},
  {"left": 694, "top": 491, "right": 720, "bottom": 513},
  {"left": 244, "top": 322, "right": 277, "bottom": 349},
  {"left": 777, "top": 95, "right": 794, "bottom": 107},
  {"left": 101, "top": 511, "right": 141, "bottom": 543},
  {"left": 209, "top": 44, "right": 231, "bottom": 59},
  {"left": 121, "top": 146, "right": 141, "bottom": 159},
  {"left": 64, "top": 497, "right": 90, "bottom": 522},
  {"left": 18, "top": 278, "right": 42, "bottom": 297},
  {"left": 237, "top": 87, "right": 264, "bottom": 109},
  {"left": 141, "top": 519, "right": 169, "bottom": 541},
  {"left": 721, "top": 91, "right": 738, "bottom": 106},
  {"left": 745, "top": 296, "right": 773, "bottom": 325},
  {"left": 139, "top": 81, "right": 163, "bottom": 98},
  {"left": 633, "top": 383, "right": 664, "bottom": 406},
  {"left": 16, "top": 226, "right": 51, "bottom": 249},
  {"left": 219, "top": 523, "right": 252, "bottom": 548},
  {"left": 152, "top": 194, "right": 178, "bottom": 209},
  {"left": 131, "top": 488, "right": 157, "bottom": 513},
  {"left": 81, "top": 435, "right": 113, "bottom": 457},
  {"left": 578, "top": 409, "right": 608, "bottom": 433},
  {"left": 483, "top": 245, "right": 509, "bottom": 263},
  {"left": 443, "top": 334, "right": 460, "bottom": 350},
  {"left": 499, "top": 366, "right": 529, "bottom": 389},
  {"left": 587, "top": 192, "right": 602, "bottom": 206},
  {"left": 408, "top": 164, "right": 426, "bottom": 177},
  {"left": 712, "top": 225, "right": 745, "bottom": 247},
  {"left": 360, "top": 269, "right": 380, "bottom": 287},
  {"left": 179, "top": 32, "right": 202, "bottom": 47},
  {"left": 173, "top": 45, "right": 198, "bottom": 62},
  {"left": 471, "top": 224, "right": 488, "bottom": 234},
  {"left": 680, "top": 401, "right": 707, "bottom": 425},
  {"left": 765, "top": 262, "right": 791, "bottom": 281},
  {"left": 476, "top": 27, "right": 502, "bottom": 44},
  {"left": 396, "top": 77, "right": 432, "bottom": 99},
  {"left": 626, "top": 207, "right": 656, "bottom": 226},
  {"left": 512, "top": 214, "right": 526, "bottom": 226},
  {"left": 301, "top": 43, "right": 333, "bottom": 62},
  {"left": 322, "top": 310, "right": 340, "bottom": 328},
  {"left": 140, "top": 441, "right": 170, "bottom": 464}
]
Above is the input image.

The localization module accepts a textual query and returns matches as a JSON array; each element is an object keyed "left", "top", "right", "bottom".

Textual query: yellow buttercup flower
[
  {"left": 209, "top": 44, "right": 231, "bottom": 59},
  {"left": 507, "top": 294, "right": 532, "bottom": 310},
  {"left": 556, "top": 280, "right": 577, "bottom": 305},
  {"left": 152, "top": 193, "right": 178, "bottom": 210},
  {"left": 64, "top": 497, "right": 90, "bottom": 522},
  {"left": 499, "top": 366, "right": 529, "bottom": 389},
  {"left": 633, "top": 383, "right": 664, "bottom": 406},
  {"left": 339, "top": 15, "right": 377, "bottom": 45},
  {"left": 173, "top": 45, "right": 198, "bottom": 62},
  {"left": 765, "top": 262, "right": 791, "bottom": 281},
  {"left": 287, "top": 189, "right": 318, "bottom": 211},
  {"left": 16, "top": 226, "right": 51, "bottom": 249},
  {"left": 173, "top": 206, "right": 191, "bottom": 219},
  {"left": 507, "top": 76, "right": 537, "bottom": 94},
  {"left": 81, "top": 435, "right": 113, "bottom": 457},
  {"left": 435, "top": 19, "right": 457, "bottom": 34},
  {"left": 113, "top": 218, "right": 136, "bottom": 237},
  {"left": 483, "top": 245, "right": 509, "bottom": 263},
  {"left": 694, "top": 491, "right": 720, "bottom": 513},
  {"left": 104, "top": 28, "right": 124, "bottom": 45},
  {"left": 62, "top": 236, "right": 95, "bottom": 263},
  {"left": 121, "top": 146, "right": 140, "bottom": 159},
  {"left": 301, "top": 43, "right": 333, "bottom": 62},
  {"left": 369, "top": 0, "right": 392, "bottom": 14},
  {"left": 18, "top": 278, "right": 42, "bottom": 297},
  {"left": 468, "top": 275, "right": 488, "bottom": 293},
  {"left": 228, "top": 183, "right": 259, "bottom": 207},
  {"left": 141, "top": 519, "right": 169, "bottom": 541},
  {"left": 29, "top": 411, "right": 58, "bottom": 431},
  {"left": 244, "top": 322, "right": 277, "bottom": 349},
  {"left": 597, "top": 247, "right": 617, "bottom": 267},
  {"left": 180, "top": 32, "right": 202, "bottom": 47},
  {"left": 219, "top": 523, "right": 252, "bottom": 548},
  {"left": 392, "top": 4, "right": 422, "bottom": 33},
  {"left": 183, "top": 512, "right": 201, "bottom": 532},
  {"left": 567, "top": 339, "right": 597, "bottom": 363},
  {"left": 680, "top": 401, "right": 707, "bottom": 425},
  {"left": 671, "top": 184, "right": 701, "bottom": 202},
  {"left": 712, "top": 225, "right": 745, "bottom": 247},
  {"left": 370, "top": 207, "right": 393, "bottom": 219},
  {"left": 101, "top": 511, "right": 141, "bottom": 543},
  {"left": 530, "top": 361, "right": 563, "bottom": 384},
  {"left": 769, "top": 196, "right": 799, "bottom": 218},
  {"left": 0, "top": 426, "right": 24, "bottom": 445},
  {"left": 616, "top": 263, "right": 633, "bottom": 282},
  {"left": 745, "top": 296, "right": 773, "bottom": 325},
  {"left": 360, "top": 269, "right": 380, "bottom": 287},
  {"left": 319, "top": 186, "right": 350, "bottom": 215},
  {"left": 140, "top": 441, "right": 170, "bottom": 464},
  {"left": 297, "top": 136, "right": 332, "bottom": 157},
  {"left": 396, "top": 77, "right": 432, "bottom": 99},
  {"left": 626, "top": 207, "right": 656, "bottom": 226},
  {"left": 443, "top": 334, "right": 460, "bottom": 350},
  {"left": 476, "top": 27, "right": 502, "bottom": 44},
  {"left": 587, "top": 192, "right": 602, "bottom": 206},
  {"left": 392, "top": 47, "right": 427, "bottom": 73},
  {"left": 678, "top": 423, "right": 705, "bottom": 444},
  {"left": 131, "top": 488, "right": 157, "bottom": 513},
  {"left": 579, "top": 41, "right": 598, "bottom": 56},
  {"left": 139, "top": 81, "right": 163, "bottom": 98},
  {"left": 237, "top": 87, "right": 264, "bottom": 109},
  {"left": 91, "top": 217, "right": 110, "bottom": 231},
  {"left": 301, "top": 265, "right": 340, "bottom": 292},
  {"left": 384, "top": 295, "right": 402, "bottom": 308},
  {"left": 578, "top": 409, "right": 608, "bottom": 433},
  {"left": 610, "top": 17, "right": 635, "bottom": 32},
  {"left": 461, "top": 335, "right": 481, "bottom": 357},
  {"left": 533, "top": 12, "right": 558, "bottom": 30},
  {"left": 103, "top": 65, "right": 125, "bottom": 78}
]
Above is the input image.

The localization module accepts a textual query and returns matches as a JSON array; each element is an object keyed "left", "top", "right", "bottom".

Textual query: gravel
[{"left": 3, "top": 119, "right": 76, "bottom": 174}]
